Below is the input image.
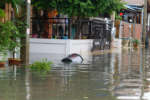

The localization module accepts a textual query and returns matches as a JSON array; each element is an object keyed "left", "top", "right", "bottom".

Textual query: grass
[{"left": 28, "top": 59, "right": 52, "bottom": 72}]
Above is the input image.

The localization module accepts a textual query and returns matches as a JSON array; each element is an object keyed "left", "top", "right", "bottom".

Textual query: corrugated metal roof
[
  {"left": 124, "top": 5, "right": 143, "bottom": 12},
  {"left": 122, "top": 0, "right": 144, "bottom": 6}
]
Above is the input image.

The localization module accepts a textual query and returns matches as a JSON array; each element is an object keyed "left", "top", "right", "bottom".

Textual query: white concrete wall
[
  {"left": 67, "top": 40, "right": 93, "bottom": 55},
  {"left": 29, "top": 38, "right": 93, "bottom": 64},
  {"left": 30, "top": 39, "right": 67, "bottom": 54},
  {"left": 30, "top": 39, "right": 93, "bottom": 55}
]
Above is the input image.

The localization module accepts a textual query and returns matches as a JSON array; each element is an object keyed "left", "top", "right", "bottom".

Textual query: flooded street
[{"left": 0, "top": 48, "right": 150, "bottom": 100}]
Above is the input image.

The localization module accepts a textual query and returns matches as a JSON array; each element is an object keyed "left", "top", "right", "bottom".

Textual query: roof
[
  {"left": 122, "top": 0, "right": 144, "bottom": 6},
  {"left": 124, "top": 5, "right": 143, "bottom": 12}
]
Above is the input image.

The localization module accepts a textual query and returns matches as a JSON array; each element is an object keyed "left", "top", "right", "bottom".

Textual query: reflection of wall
[
  {"left": 110, "top": 48, "right": 143, "bottom": 99},
  {"left": 121, "top": 49, "right": 140, "bottom": 73}
]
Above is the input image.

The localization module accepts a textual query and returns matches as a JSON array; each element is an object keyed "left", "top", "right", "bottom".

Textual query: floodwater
[{"left": 0, "top": 48, "right": 150, "bottom": 100}]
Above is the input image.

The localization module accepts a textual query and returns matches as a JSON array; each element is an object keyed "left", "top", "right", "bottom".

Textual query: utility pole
[
  {"left": 21, "top": 0, "right": 30, "bottom": 65},
  {"left": 142, "top": 0, "right": 147, "bottom": 47},
  {"left": 25, "top": 0, "right": 31, "bottom": 65}
]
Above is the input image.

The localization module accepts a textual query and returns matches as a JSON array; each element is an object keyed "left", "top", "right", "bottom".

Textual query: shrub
[
  {"left": 28, "top": 59, "right": 52, "bottom": 72},
  {"left": 0, "top": 9, "right": 5, "bottom": 17}
]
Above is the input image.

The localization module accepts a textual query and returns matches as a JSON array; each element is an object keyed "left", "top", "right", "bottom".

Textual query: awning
[{"left": 124, "top": 5, "right": 143, "bottom": 12}]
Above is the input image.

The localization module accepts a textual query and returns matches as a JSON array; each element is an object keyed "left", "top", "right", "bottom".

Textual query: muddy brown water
[{"left": 0, "top": 48, "right": 150, "bottom": 100}]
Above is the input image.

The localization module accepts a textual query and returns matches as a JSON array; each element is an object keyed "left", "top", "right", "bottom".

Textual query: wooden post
[
  {"left": 68, "top": 18, "right": 71, "bottom": 39},
  {"left": 142, "top": 0, "right": 147, "bottom": 46},
  {"left": 2, "top": 3, "right": 12, "bottom": 22},
  {"left": 8, "top": 3, "right": 11, "bottom": 21},
  {"left": 5, "top": 3, "right": 8, "bottom": 21}
]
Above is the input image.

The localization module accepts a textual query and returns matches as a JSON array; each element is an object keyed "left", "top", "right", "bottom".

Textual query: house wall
[
  {"left": 115, "top": 21, "right": 142, "bottom": 40},
  {"left": 121, "top": 21, "right": 142, "bottom": 40}
]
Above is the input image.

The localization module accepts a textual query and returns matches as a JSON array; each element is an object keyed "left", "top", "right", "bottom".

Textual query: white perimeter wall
[{"left": 30, "top": 38, "right": 93, "bottom": 63}]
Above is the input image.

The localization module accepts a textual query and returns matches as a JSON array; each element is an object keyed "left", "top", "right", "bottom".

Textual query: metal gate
[{"left": 90, "top": 19, "right": 112, "bottom": 51}]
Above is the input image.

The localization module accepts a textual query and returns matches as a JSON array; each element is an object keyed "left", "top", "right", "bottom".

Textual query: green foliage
[
  {"left": 115, "top": 14, "right": 122, "bottom": 20},
  {"left": 0, "top": 9, "right": 5, "bottom": 17},
  {"left": 28, "top": 59, "right": 52, "bottom": 72},
  {"left": 32, "top": 0, "right": 124, "bottom": 17},
  {"left": 58, "top": 0, "right": 94, "bottom": 17},
  {"left": 15, "top": 20, "right": 27, "bottom": 34},
  {"left": 32, "top": 0, "right": 56, "bottom": 10},
  {"left": 0, "top": 21, "right": 26, "bottom": 59},
  {"left": 8, "top": 20, "right": 26, "bottom": 53},
  {"left": 0, "top": 21, "right": 13, "bottom": 52},
  {"left": 0, "top": 21, "right": 15, "bottom": 61},
  {"left": 0, "top": 0, "right": 25, "bottom": 15},
  {"left": 132, "top": 39, "right": 140, "bottom": 45},
  {"left": 102, "top": 0, "right": 125, "bottom": 15},
  {"left": 0, "top": 0, "right": 25, "bottom": 8}
]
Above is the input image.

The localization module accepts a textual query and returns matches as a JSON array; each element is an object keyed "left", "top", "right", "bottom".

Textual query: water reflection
[
  {"left": 1, "top": 48, "right": 150, "bottom": 100},
  {"left": 111, "top": 48, "right": 148, "bottom": 100}
]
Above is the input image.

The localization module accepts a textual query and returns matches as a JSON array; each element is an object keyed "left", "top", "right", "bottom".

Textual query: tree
[
  {"left": 0, "top": 9, "right": 5, "bottom": 18},
  {"left": 0, "top": 0, "right": 25, "bottom": 15},
  {"left": 32, "top": 0, "right": 124, "bottom": 18},
  {"left": 0, "top": 0, "right": 27, "bottom": 64},
  {"left": 32, "top": 0, "right": 124, "bottom": 38},
  {"left": 0, "top": 0, "right": 24, "bottom": 8},
  {"left": 32, "top": 0, "right": 57, "bottom": 10}
]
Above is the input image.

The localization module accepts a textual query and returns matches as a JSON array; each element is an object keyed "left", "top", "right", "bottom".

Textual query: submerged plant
[
  {"left": 132, "top": 39, "right": 140, "bottom": 44},
  {"left": 28, "top": 59, "right": 52, "bottom": 72},
  {"left": 132, "top": 39, "right": 140, "bottom": 46}
]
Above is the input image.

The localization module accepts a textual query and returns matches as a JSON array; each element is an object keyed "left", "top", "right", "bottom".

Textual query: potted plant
[
  {"left": 8, "top": 20, "right": 26, "bottom": 66},
  {"left": 132, "top": 39, "right": 140, "bottom": 48}
]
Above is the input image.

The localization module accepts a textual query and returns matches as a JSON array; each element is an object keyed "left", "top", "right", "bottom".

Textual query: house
[
  {"left": 113, "top": 0, "right": 144, "bottom": 48},
  {"left": 30, "top": 8, "right": 113, "bottom": 63}
]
